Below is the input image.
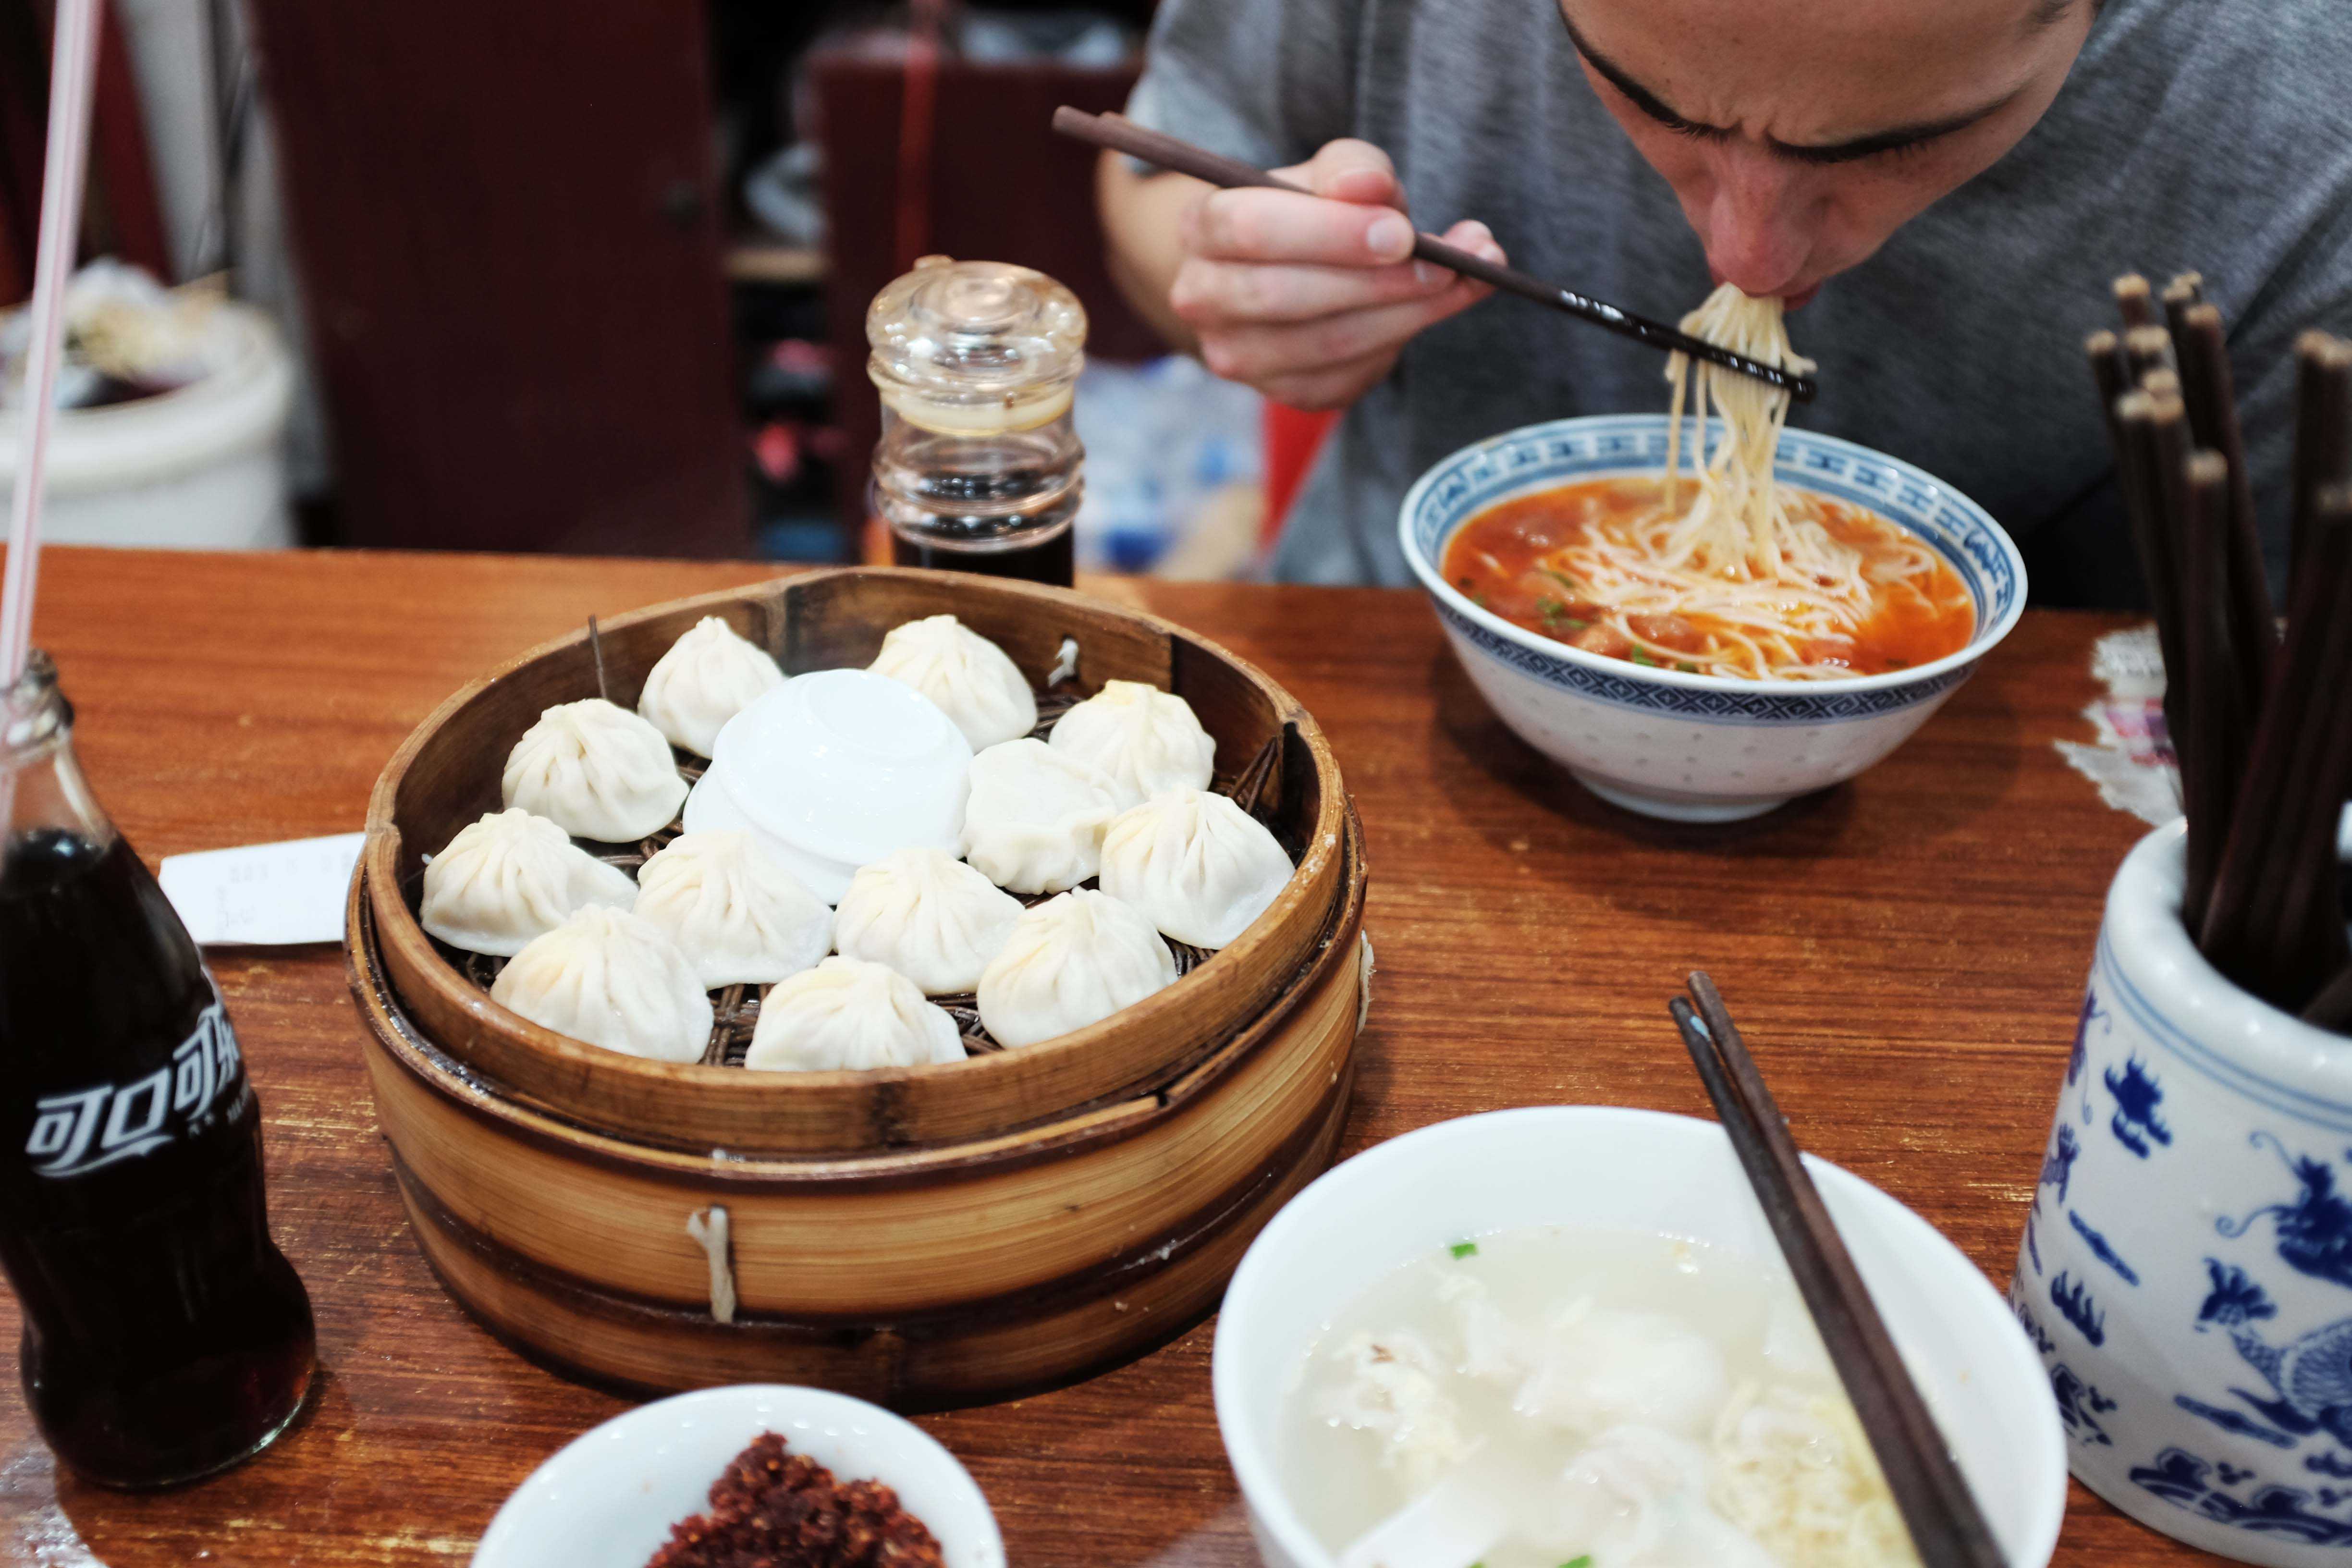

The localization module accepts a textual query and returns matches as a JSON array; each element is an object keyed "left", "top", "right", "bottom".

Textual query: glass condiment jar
[{"left": 868, "top": 256, "right": 1087, "bottom": 586}]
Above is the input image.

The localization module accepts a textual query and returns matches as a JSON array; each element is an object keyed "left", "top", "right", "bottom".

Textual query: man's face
[{"left": 1558, "top": 0, "right": 2095, "bottom": 303}]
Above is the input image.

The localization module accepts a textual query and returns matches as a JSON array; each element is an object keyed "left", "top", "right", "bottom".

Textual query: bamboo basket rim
[
  {"left": 346, "top": 799, "right": 1368, "bottom": 1190},
  {"left": 358, "top": 566, "right": 1349, "bottom": 1109}
]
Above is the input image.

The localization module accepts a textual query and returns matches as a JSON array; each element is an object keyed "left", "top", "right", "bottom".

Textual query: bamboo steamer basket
[{"left": 344, "top": 567, "right": 1370, "bottom": 1405}]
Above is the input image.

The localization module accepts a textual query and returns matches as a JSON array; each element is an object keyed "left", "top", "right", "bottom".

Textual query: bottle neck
[{"left": 1, "top": 652, "right": 116, "bottom": 854}]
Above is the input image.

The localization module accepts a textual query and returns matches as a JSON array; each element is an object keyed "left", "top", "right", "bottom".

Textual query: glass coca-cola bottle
[{"left": 0, "top": 651, "right": 315, "bottom": 1488}]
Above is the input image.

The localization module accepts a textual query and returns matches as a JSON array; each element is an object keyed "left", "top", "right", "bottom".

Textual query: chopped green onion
[
  {"left": 1562, "top": 1557, "right": 1594, "bottom": 1568},
  {"left": 1471, "top": 593, "right": 1490, "bottom": 610},
  {"left": 1560, "top": 617, "right": 1590, "bottom": 633},
  {"left": 1677, "top": 662, "right": 1700, "bottom": 674},
  {"left": 1449, "top": 1240, "right": 1479, "bottom": 1259},
  {"left": 1542, "top": 567, "right": 1582, "bottom": 594},
  {"left": 1536, "top": 596, "right": 1564, "bottom": 621},
  {"left": 1629, "top": 649, "right": 1659, "bottom": 668}
]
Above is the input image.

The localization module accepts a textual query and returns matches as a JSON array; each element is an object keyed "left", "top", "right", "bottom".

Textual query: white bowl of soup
[
  {"left": 1397, "top": 415, "right": 2027, "bottom": 822},
  {"left": 1213, "top": 1107, "right": 2066, "bottom": 1568}
]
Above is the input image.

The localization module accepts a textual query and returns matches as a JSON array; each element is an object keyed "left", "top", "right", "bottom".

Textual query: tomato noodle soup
[{"left": 1443, "top": 478, "right": 1974, "bottom": 680}]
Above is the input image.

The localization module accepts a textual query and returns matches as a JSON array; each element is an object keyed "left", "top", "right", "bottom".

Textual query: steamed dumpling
[
  {"left": 1048, "top": 680, "right": 1215, "bottom": 808},
  {"left": 833, "top": 847, "right": 1024, "bottom": 995},
  {"left": 960, "top": 738, "right": 1122, "bottom": 894},
  {"left": 633, "top": 831, "right": 831, "bottom": 989},
  {"left": 1098, "top": 787, "right": 1293, "bottom": 948},
  {"left": 1512, "top": 1302, "right": 1728, "bottom": 1438},
  {"left": 490, "top": 905, "right": 712, "bottom": 1063},
  {"left": 502, "top": 698, "right": 689, "bottom": 843},
  {"left": 637, "top": 616, "right": 784, "bottom": 757},
  {"left": 745, "top": 956, "right": 966, "bottom": 1071},
  {"left": 868, "top": 614, "right": 1037, "bottom": 750},
  {"left": 977, "top": 888, "right": 1178, "bottom": 1047},
  {"left": 420, "top": 808, "right": 638, "bottom": 956}
]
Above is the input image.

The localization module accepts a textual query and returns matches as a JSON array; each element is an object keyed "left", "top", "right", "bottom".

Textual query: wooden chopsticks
[
  {"left": 2085, "top": 271, "right": 2352, "bottom": 1019},
  {"left": 1052, "top": 106, "right": 1819, "bottom": 404},
  {"left": 1668, "top": 973, "right": 2006, "bottom": 1568}
]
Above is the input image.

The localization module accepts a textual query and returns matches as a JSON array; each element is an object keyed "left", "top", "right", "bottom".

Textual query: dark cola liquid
[
  {"left": 0, "top": 829, "right": 315, "bottom": 1487},
  {"left": 891, "top": 524, "right": 1076, "bottom": 587}
]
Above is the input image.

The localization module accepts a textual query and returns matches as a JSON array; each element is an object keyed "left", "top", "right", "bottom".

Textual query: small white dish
[
  {"left": 686, "top": 669, "right": 973, "bottom": 903},
  {"left": 472, "top": 1384, "right": 1004, "bottom": 1568},
  {"left": 1213, "top": 1106, "right": 2066, "bottom": 1568}
]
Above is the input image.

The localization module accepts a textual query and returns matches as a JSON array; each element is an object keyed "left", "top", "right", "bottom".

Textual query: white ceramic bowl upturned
[
  {"left": 1398, "top": 415, "right": 2028, "bottom": 822},
  {"left": 684, "top": 669, "right": 973, "bottom": 901},
  {"left": 472, "top": 1384, "right": 1004, "bottom": 1568},
  {"left": 2018, "top": 821, "right": 2352, "bottom": 1566},
  {"left": 1213, "top": 1106, "right": 2066, "bottom": 1568}
]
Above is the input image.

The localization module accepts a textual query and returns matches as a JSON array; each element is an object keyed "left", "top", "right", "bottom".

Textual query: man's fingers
[
  {"left": 1430, "top": 217, "right": 1505, "bottom": 285},
  {"left": 1258, "top": 346, "right": 1405, "bottom": 412},
  {"left": 1302, "top": 139, "right": 1400, "bottom": 205},
  {"left": 1170, "top": 257, "right": 1453, "bottom": 327},
  {"left": 1185, "top": 185, "right": 1418, "bottom": 267},
  {"left": 1198, "top": 282, "right": 1493, "bottom": 383}
]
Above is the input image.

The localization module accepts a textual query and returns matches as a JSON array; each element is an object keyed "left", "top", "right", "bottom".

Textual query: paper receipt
[{"left": 158, "top": 832, "right": 366, "bottom": 947}]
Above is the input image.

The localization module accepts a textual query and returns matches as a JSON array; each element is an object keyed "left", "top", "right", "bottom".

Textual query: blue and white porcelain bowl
[
  {"left": 2019, "top": 821, "right": 2352, "bottom": 1566},
  {"left": 1397, "top": 414, "right": 2027, "bottom": 822}
]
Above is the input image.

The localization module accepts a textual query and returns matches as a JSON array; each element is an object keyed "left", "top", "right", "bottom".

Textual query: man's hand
[{"left": 1163, "top": 140, "right": 1505, "bottom": 409}]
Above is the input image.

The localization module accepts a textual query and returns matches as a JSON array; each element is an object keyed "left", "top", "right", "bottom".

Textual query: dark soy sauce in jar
[
  {"left": 891, "top": 523, "right": 1076, "bottom": 587},
  {"left": 0, "top": 827, "right": 316, "bottom": 1488}
]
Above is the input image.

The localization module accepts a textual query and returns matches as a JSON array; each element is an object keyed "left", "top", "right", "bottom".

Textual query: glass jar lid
[{"left": 867, "top": 257, "right": 1087, "bottom": 433}]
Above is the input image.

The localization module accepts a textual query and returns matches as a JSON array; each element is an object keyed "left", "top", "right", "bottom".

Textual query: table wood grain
[{"left": 0, "top": 546, "right": 2206, "bottom": 1566}]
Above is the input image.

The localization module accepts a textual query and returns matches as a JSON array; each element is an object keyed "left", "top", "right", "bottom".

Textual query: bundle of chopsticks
[{"left": 2087, "top": 273, "right": 2352, "bottom": 1029}]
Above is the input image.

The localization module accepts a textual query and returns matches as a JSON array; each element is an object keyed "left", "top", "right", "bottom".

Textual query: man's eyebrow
[
  {"left": 1557, "top": 6, "right": 2021, "bottom": 165},
  {"left": 1559, "top": 9, "right": 1725, "bottom": 141}
]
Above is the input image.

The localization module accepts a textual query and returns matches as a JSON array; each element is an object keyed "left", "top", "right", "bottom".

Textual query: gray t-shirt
[{"left": 1127, "top": 0, "right": 2352, "bottom": 605}]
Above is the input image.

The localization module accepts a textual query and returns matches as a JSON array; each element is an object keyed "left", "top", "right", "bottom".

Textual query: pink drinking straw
[{"left": 1, "top": 0, "right": 105, "bottom": 686}]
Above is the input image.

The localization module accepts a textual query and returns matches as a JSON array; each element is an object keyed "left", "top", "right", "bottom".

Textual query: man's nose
[{"left": 1702, "top": 147, "right": 1815, "bottom": 299}]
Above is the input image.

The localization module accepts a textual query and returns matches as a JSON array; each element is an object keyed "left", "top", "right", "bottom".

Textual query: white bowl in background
[
  {"left": 472, "top": 1384, "right": 1004, "bottom": 1568},
  {"left": 1398, "top": 416, "right": 2027, "bottom": 822},
  {"left": 1213, "top": 1106, "right": 2067, "bottom": 1568},
  {"left": 684, "top": 668, "right": 972, "bottom": 902}
]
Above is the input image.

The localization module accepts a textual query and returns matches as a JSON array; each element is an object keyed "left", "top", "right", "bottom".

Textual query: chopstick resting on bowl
[
  {"left": 1668, "top": 973, "right": 2006, "bottom": 1568},
  {"left": 1054, "top": 107, "right": 1819, "bottom": 405}
]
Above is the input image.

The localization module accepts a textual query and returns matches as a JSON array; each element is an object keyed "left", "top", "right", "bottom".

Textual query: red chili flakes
[{"left": 646, "top": 1432, "right": 946, "bottom": 1568}]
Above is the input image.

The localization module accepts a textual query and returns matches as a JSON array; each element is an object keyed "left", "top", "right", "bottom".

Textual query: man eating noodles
[{"left": 1096, "top": 0, "right": 2352, "bottom": 602}]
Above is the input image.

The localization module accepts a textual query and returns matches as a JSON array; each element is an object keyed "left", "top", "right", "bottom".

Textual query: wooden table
[{"left": 0, "top": 546, "right": 2198, "bottom": 1566}]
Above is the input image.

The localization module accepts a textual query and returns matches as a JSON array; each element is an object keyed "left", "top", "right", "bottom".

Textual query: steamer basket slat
[{"left": 343, "top": 568, "right": 1370, "bottom": 1405}]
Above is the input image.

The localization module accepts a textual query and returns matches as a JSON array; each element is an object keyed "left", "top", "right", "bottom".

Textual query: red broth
[{"left": 1441, "top": 478, "right": 1974, "bottom": 679}]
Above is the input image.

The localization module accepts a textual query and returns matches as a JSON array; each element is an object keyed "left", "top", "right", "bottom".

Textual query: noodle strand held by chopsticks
[{"left": 1554, "top": 286, "right": 1955, "bottom": 680}]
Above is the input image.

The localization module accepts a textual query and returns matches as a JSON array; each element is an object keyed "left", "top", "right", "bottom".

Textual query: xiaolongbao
[
  {"left": 833, "top": 846, "right": 1023, "bottom": 995},
  {"left": 490, "top": 905, "right": 712, "bottom": 1063},
  {"left": 868, "top": 614, "right": 1036, "bottom": 750},
  {"left": 633, "top": 831, "right": 831, "bottom": 989},
  {"left": 1048, "top": 680, "right": 1214, "bottom": 809},
  {"left": 977, "top": 888, "right": 1178, "bottom": 1047},
  {"left": 1098, "top": 787, "right": 1292, "bottom": 948},
  {"left": 637, "top": 616, "right": 785, "bottom": 757},
  {"left": 502, "top": 698, "right": 688, "bottom": 843},
  {"left": 745, "top": 956, "right": 966, "bottom": 1071},
  {"left": 420, "top": 808, "right": 639, "bottom": 956},
  {"left": 960, "top": 738, "right": 1122, "bottom": 894}
]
